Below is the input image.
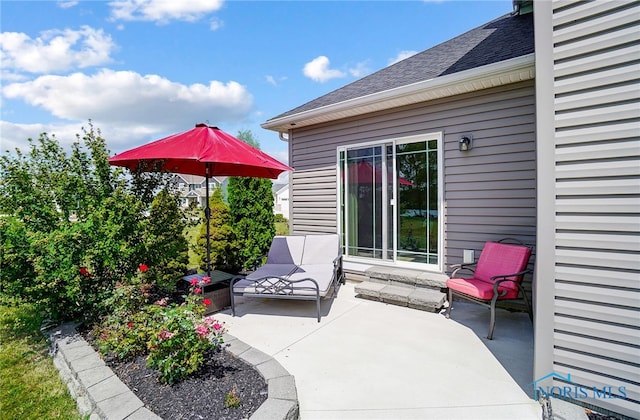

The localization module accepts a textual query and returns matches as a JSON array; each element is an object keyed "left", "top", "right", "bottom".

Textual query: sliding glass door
[{"left": 338, "top": 133, "right": 442, "bottom": 270}]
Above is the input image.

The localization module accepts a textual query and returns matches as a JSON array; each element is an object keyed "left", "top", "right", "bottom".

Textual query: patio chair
[
  {"left": 444, "top": 238, "right": 533, "bottom": 339},
  {"left": 230, "top": 234, "right": 344, "bottom": 322}
]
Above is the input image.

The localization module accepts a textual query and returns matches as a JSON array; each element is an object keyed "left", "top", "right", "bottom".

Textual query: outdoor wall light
[{"left": 459, "top": 135, "right": 473, "bottom": 151}]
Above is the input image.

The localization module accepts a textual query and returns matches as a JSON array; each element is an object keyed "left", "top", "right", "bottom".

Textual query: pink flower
[
  {"left": 203, "top": 298, "right": 212, "bottom": 306},
  {"left": 194, "top": 287, "right": 202, "bottom": 294},
  {"left": 154, "top": 298, "right": 168, "bottom": 307},
  {"left": 158, "top": 330, "right": 175, "bottom": 340},
  {"left": 195, "top": 325, "right": 209, "bottom": 337},
  {"left": 202, "top": 276, "right": 211, "bottom": 284},
  {"left": 190, "top": 279, "right": 199, "bottom": 286},
  {"left": 203, "top": 316, "right": 223, "bottom": 332},
  {"left": 139, "top": 264, "right": 148, "bottom": 272}
]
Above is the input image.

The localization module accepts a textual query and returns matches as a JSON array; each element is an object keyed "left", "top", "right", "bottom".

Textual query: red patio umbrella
[{"left": 109, "top": 123, "right": 293, "bottom": 276}]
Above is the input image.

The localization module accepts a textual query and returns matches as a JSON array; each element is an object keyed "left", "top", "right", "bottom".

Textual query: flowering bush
[
  {"left": 146, "top": 277, "right": 225, "bottom": 384},
  {"left": 94, "top": 269, "right": 226, "bottom": 383}
]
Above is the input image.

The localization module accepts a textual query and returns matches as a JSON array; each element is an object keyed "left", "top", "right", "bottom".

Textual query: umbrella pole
[{"left": 205, "top": 164, "right": 211, "bottom": 278}]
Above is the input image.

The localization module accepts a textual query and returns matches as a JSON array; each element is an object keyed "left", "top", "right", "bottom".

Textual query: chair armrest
[
  {"left": 450, "top": 263, "right": 476, "bottom": 278},
  {"left": 489, "top": 268, "right": 532, "bottom": 282}
]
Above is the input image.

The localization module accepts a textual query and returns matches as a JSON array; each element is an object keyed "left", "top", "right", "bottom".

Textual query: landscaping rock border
[{"left": 47, "top": 323, "right": 299, "bottom": 420}]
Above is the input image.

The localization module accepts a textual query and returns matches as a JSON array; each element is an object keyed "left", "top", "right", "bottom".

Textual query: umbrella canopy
[
  {"left": 109, "top": 123, "right": 293, "bottom": 276},
  {"left": 109, "top": 123, "right": 291, "bottom": 179}
]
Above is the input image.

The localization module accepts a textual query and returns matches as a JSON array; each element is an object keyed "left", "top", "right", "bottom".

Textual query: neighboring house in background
[
  {"left": 262, "top": 1, "right": 639, "bottom": 418},
  {"left": 272, "top": 183, "right": 290, "bottom": 220},
  {"left": 171, "top": 174, "right": 227, "bottom": 208}
]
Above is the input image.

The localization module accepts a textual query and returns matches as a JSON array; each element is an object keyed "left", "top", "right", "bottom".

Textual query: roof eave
[{"left": 261, "top": 53, "right": 535, "bottom": 134}]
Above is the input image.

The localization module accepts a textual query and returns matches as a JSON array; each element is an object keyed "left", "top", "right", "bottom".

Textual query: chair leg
[
  {"left": 316, "top": 295, "right": 321, "bottom": 323},
  {"left": 230, "top": 281, "right": 236, "bottom": 317},
  {"left": 520, "top": 285, "right": 533, "bottom": 323},
  {"left": 445, "top": 288, "right": 453, "bottom": 319},
  {"left": 488, "top": 295, "right": 499, "bottom": 340}
]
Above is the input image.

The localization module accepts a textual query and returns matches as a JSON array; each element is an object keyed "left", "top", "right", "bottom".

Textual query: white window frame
[{"left": 336, "top": 132, "right": 444, "bottom": 273}]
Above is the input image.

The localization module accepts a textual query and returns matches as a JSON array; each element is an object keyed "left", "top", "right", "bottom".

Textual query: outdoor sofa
[{"left": 230, "top": 234, "right": 344, "bottom": 322}]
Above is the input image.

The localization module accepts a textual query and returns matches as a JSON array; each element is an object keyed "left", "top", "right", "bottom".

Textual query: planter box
[
  {"left": 203, "top": 285, "right": 231, "bottom": 314},
  {"left": 181, "top": 270, "right": 236, "bottom": 314}
]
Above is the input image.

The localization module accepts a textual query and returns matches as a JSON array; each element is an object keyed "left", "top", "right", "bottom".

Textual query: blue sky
[{"left": 1, "top": 0, "right": 513, "bottom": 168}]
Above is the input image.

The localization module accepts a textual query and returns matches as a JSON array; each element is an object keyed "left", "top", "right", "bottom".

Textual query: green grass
[
  {"left": 275, "top": 221, "right": 289, "bottom": 236},
  {"left": 0, "top": 299, "right": 82, "bottom": 420},
  {"left": 184, "top": 219, "right": 203, "bottom": 269}
]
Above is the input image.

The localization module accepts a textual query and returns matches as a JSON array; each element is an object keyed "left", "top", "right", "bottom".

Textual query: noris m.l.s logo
[{"left": 532, "top": 372, "right": 627, "bottom": 401}]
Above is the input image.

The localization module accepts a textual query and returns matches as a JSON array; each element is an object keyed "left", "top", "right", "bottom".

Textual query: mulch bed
[
  {"left": 104, "top": 347, "right": 268, "bottom": 420},
  {"left": 79, "top": 284, "right": 268, "bottom": 420}
]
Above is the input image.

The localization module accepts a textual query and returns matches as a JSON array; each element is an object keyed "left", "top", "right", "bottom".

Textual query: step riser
[
  {"left": 365, "top": 268, "right": 448, "bottom": 289},
  {"left": 354, "top": 282, "right": 446, "bottom": 313}
]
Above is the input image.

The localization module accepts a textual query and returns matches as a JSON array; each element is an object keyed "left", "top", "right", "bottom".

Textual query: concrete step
[
  {"left": 354, "top": 281, "right": 446, "bottom": 312},
  {"left": 364, "top": 266, "right": 448, "bottom": 289}
]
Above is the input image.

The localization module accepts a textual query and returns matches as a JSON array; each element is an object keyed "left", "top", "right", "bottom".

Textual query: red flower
[
  {"left": 190, "top": 278, "right": 199, "bottom": 286},
  {"left": 127, "top": 322, "right": 134, "bottom": 328},
  {"left": 202, "top": 276, "right": 211, "bottom": 284},
  {"left": 194, "top": 287, "right": 202, "bottom": 294},
  {"left": 203, "top": 298, "right": 212, "bottom": 306},
  {"left": 79, "top": 267, "right": 89, "bottom": 276},
  {"left": 139, "top": 264, "right": 148, "bottom": 272}
]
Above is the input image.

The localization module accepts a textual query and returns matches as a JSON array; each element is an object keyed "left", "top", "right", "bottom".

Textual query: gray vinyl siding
[
  {"left": 547, "top": 1, "right": 640, "bottom": 417},
  {"left": 288, "top": 80, "right": 536, "bottom": 275}
]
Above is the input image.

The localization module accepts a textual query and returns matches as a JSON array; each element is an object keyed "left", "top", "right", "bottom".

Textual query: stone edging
[{"left": 47, "top": 323, "right": 299, "bottom": 420}]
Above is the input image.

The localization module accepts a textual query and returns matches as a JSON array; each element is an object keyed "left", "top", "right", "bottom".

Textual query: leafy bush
[
  {"left": 196, "top": 188, "right": 241, "bottom": 273},
  {"left": 0, "top": 124, "right": 188, "bottom": 322},
  {"left": 274, "top": 213, "right": 288, "bottom": 223},
  {"left": 94, "top": 271, "right": 226, "bottom": 384}
]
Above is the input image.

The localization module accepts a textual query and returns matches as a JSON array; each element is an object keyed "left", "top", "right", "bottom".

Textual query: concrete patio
[{"left": 216, "top": 281, "right": 542, "bottom": 419}]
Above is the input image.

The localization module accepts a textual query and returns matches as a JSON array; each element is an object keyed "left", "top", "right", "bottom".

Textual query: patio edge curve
[{"left": 46, "top": 322, "right": 299, "bottom": 420}]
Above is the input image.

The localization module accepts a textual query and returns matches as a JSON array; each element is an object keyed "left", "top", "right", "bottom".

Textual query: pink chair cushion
[
  {"left": 473, "top": 242, "right": 531, "bottom": 292},
  {"left": 446, "top": 277, "right": 519, "bottom": 300}
]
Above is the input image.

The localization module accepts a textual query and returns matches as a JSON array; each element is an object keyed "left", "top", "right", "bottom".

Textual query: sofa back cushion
[
  {"left": 301, "top": 234, "right": 340, "bottom": 265},
  {"left": 266, "top": 235, "right": 306, "bottom": 265}
]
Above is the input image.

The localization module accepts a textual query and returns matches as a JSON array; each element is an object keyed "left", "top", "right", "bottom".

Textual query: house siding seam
[
  {"left": 550, "top": 0, "right": 640, "bottom": 418},
  {"left": 288, "top": 81, "right": 536, "bottom": 284}
]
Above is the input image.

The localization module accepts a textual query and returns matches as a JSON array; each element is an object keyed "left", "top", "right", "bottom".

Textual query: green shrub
[
  {"left": 94, "top": 271, "right": 226, "bottom": 384},
  {"left": 0, "top": 124, "right": 188, "bottom": 322},
  {"left": 197, "top": 188, "right": 241, "bottom": 273}
]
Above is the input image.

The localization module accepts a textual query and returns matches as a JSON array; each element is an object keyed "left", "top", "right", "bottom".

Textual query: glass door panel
[
  {"left": 345, "top": 146, "right": 383, "bottom": 258},
  {"left": 396, "top": 141, "right": 438, "bottom": 264}
]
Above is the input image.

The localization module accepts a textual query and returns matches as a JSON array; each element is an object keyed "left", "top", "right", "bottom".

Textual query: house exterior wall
[
  {"left": 535, "top": 1, "right": 640, "bottom": 417},
  {"left": 288, "top": 80, "right": 536, "bottom": 277}
]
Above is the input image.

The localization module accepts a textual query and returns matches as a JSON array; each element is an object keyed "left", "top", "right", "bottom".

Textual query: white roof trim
[{"left": 262, "top": 54, "right": 535, "bottom": 134}]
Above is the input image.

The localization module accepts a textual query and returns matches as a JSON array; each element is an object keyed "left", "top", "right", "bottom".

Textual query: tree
[
  {"left": 196, "top": 187, "right": 240, "bottom": 273},
  {"left": 227, "top": 130, "right": 276, "bottom": 271},
  {"left": 0, "top": 123, "right": 185, "bottom": 321},
  {"left": 143, "top": 189, "right": 189, "bottom": 291}
]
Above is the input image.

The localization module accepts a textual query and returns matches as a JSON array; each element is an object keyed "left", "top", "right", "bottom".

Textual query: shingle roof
[{"left": 268, "top": 12, "right": 533, "bottom": 121}]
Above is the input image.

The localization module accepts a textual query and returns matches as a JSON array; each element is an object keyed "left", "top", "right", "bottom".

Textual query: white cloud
[
  {"left": 0, "top": 26, "right": 116, "bottom": 74},
  {"left": 348, "top": 60, "right": 372, "bottom": 78},
  {"left": 58, "top": 1, "right": 79, "bottom": 9},
  {"left": 2, "top": 69, "right": 254, "bottom": 153},
  {"left": 209, "top": 17, "right": 224, "bottom": 31},
  {"left": 265, "top": 75, "right": 277, "bottom": 86},
  {"left": 0, "top": 119, "right": 167, "bottom": 156},
  {"left": 388, "top": 50, "right": 418, "bottom": 66},
  {"left": 303, "top": 56, "right": 346, "bottom": 83},
  {"left": 108, "top": 0, "right": 224, "bottom": 24}
]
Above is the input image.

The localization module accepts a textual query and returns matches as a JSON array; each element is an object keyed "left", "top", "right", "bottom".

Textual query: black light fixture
[{"left": 459, "top": 135, "right": 473, "bottom": 151}]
